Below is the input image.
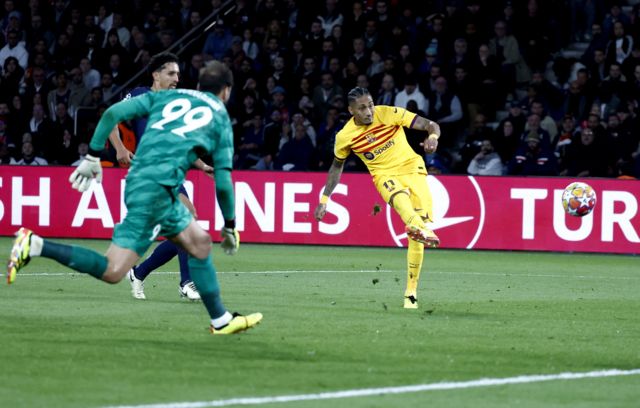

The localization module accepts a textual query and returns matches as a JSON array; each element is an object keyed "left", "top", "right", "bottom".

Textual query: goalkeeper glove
[
  {"left": 220, "top": 227, "right": 240, "bottom": 255},
  {"left": 69, "top": 154, "right": 102, "bottom": 192}
]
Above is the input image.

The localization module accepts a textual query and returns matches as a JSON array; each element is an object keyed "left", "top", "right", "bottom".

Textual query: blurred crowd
[{"left": 0, "top": 0, "right": 639, "bottom": 178}]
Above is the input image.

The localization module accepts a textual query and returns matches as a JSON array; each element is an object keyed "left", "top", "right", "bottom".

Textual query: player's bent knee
[
  {"left": 102, "top": 263, "right": 132, "bottom": 284},
  {"left": 193, "top": 239, "right": 212, "bottom": 259},
  {"left": 102, "top": 270, "right": 122, "bottom": 284}
]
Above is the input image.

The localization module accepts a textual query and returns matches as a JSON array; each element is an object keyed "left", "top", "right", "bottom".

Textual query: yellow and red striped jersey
[{"left": 334, "top": 105, "right": 426, "bottom": 176}]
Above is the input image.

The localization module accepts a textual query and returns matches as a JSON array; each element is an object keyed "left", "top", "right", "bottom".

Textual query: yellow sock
[
  {"left": 405, "top": 239, "right": 424, "bottom": 297},
  {"left": 391, "top": 192, "right": 424, "bottom": 229}
]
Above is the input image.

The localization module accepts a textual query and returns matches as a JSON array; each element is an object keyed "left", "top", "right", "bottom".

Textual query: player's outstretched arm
[
  {"left": 411, "top": 116, "right": 441, "bottom": 154},
  {"left": 108, "top": 125, "right": 134, "bottom": 166},
  {"left": 315, "top": 158, "right": 345, "bottom": 221}
]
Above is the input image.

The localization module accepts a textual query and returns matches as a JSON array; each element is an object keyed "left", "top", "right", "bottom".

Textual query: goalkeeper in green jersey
[{"left": 6, "top": 61, "right": 262, "bottom": 335}]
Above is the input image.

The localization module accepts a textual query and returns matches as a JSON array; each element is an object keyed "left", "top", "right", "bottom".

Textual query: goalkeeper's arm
[{"left": 214, "top": 166, "right": 239, "bottom": 255}]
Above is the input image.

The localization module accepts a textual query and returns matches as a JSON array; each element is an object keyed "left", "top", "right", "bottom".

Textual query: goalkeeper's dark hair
[
  {"left": 199, "top": 61, "right": 234, "bottom": 94},
  {"left": 347, "top": 87, "right": 370, "bottom": 104},
  {"left": 148, "top": 52, "right": 179, "bottom": 73}
]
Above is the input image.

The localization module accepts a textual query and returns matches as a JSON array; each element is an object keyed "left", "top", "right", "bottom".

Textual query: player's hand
[
  {"left": 220, "top": 227, "right": 240, "bottom": 255},
  {"left": 421, "top": 134, "right": 439, "bottom": 154},
  {"left": 116, "top": 148, "right": 134, "bottom": 167},
  {"left": 314, "top": 203, "right": 327, "bottom": 221},
  {"left": 69, "top": 154, "right": 102, "bottom": 192},
  {"left": 201, "top": 164, "right": 214, "bottom": 179}
]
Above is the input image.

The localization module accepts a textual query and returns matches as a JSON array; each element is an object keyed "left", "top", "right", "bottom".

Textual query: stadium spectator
[
  {"left": 0, "top": 56, "right": 24, "bottom": 98},
  {"left": 467, "top": 137, "right": 504, "bottom": 176},
  {"left": 459, "top": 113, "right": 494, "bottom": 169},
  {"left": 71, "top": 141, "right": 89, "bottom": 166},
  {"left": 0, "top": 137, "right": 15, "bottom": 163},
  {"left": 376, "top": 73, "right": 397, "bottom": 106},
  {"left": 604, "top": 111, "right": 638, "bottom": 172},
  {"left": 253, "top": 109, "right": 282, "bottom": 170},
  {"left": 14, "top": 139, "right": 48, "bottom": 165},
  {"left": 79, "top": 57, "right": 100, "bottom": 91},
  {"left": 276, "top": 121, "right": 315, "bottom": 171},
  {"left": 448, "top": 38, "right": 470, "bottom": 71},
  {"left": 317, "top": 0, "right": 343, "bottom": 38},
  {"left": 241, "top": 28, "right": 259, "bottom": 61},
  {"left": 54, "top": 128, "right": 78, "bottom": 165},
  {"left": 599, "top": 62, "right": 628, "bottom": 115},
  {"left": 394, "top": 75, "right": 427, "bottom": 112},
  {"left": 471, "top": 44, "right": 501, "bottom": 117},
  {"left": 67, "top": 67, "right": 92, "bottom": 112},
  {"left": 587, "top": 48, "right": 607, "bottom": 83},
  {"left": 424, "top": 76, "right": 463, "bottom": 148},
  {"left": 494, "top": 119, "right": 520, "bottom": 164},
  {"left": 0, "top": 29, "right": 28, "bottom": 70},
  {"left": 525, "top": 100, "right": 558, "bottom": 144},
  {"left": 562, "top": 80, "right": 591, "bottom": 122},
  {"left": 312, "top": 71, "right": 343, "bottom": 123},
  {"left": 489, "top": 19, "right": 530, "bottom": 91},
  {"left": 202, "top": 20, "right": 232, "bottom": 61},
  {"left": 581, "top": 22, "right": 608, "bottom": 65},
  {"left": 507, "top": 131, "right": 557, "bottom": 176},
  {"left": 603, "top": 4, "right": 631, "bottom": 39},
  {"left": 560, "top": 127, "right": 607, "bottom": 177},
  {"left": 235, "top": 113, "right": 264, "bottom": 170},
  {"left": 555, "top": 114, "right": 578, "bottom": 170}
]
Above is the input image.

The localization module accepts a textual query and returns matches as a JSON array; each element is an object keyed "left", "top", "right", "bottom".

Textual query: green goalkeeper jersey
[
  {"left": 89, "top": 88, "right": 235, "bottom": 221},
  {"left": 90, "top": 89, "right": 233, "bottom": 187}
]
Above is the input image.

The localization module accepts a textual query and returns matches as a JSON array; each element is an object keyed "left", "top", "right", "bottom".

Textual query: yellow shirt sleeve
[
  {"left": 377, "top": 105, "right": 417, "bottom": 128},
  {"left": 334, "top": 120, "right": 354, "bottom": 160}
]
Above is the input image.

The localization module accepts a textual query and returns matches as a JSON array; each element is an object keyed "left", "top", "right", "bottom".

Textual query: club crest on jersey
[{"left": 366, "top": 134, "right": 377, "bottom": 143}]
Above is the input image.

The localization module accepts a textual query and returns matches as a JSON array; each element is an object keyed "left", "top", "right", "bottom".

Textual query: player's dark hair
[
  {"left": 347, "top": 87, "right": 370, "bottom": 104},
  {"left": 199, "top": 61, "right": 234, "bottom": 94},
  {"left": 148, "top": 52, "right": 179, "bottom": 73}
]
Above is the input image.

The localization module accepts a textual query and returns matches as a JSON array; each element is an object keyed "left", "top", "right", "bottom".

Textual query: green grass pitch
[{"left": 0, "top": 238, "right": 639, "bottom": 407}]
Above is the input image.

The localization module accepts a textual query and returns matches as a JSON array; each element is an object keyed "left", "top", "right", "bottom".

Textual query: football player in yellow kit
[{"left": 314, "top": 87, "right": 441, "bottom": 309}]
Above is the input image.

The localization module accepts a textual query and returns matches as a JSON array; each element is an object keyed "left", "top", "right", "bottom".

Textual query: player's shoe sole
[
  {"left": 6, "top": 227, "right": 33, "bottom": 284},
  {"left": 405, "top": 225, "right": 440, "bottom": 248},
  {"left": 210, "top": 312, "right": 263, "bottom": 335},
  {"left": 404, "top": 295, "right": 418, "bottom": 309}
]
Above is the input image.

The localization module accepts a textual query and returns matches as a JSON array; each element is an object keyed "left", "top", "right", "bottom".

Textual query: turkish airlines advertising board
[{"left": 0, "top": 166, "right": 638, "bottom": 254}]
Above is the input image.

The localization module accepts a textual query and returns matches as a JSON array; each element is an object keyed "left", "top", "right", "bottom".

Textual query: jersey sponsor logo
[
  {"left": 372, "top": 139, "right": 395, "bottom": 155},
  {"left": 364, "top": 152, "right": 374, "bottom": 160},
  {"left": 384, "top": 175, "right": 485, "bottom": 249}
]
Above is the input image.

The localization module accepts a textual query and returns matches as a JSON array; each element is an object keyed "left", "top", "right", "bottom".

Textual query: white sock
[
  {"left": 211, "top": 311, "right": 233, "bottom": 329},
  {"left": 30, "top": 234, "right": 43, "bottom": 257}
]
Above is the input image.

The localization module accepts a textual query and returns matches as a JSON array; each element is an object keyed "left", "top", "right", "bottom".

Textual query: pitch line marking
[
  {"left": 5, "top": 270, "right": 639, "bottom": 280},
  {"left": 103, "top": 368, "right": 640, "bottom": 408}
]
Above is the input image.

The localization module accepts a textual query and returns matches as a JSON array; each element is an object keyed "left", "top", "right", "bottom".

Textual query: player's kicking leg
[
  {"left": 405, "top": 224, "right": 440, "bottom": 248},
  {"left": 7, "top": 227, "right": 138, "bottom": 285}
]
